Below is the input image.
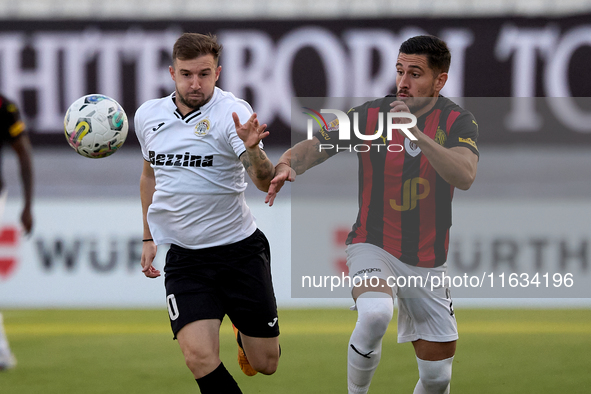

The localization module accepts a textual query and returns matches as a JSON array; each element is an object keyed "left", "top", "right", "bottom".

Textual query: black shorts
[{"left": 164, "top": 229, "right": 279, "bottom": 339}]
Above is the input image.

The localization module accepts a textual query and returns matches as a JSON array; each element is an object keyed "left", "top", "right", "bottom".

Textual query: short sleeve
[
  {"left": 445, "top": 111, "right": 479, "bottom": 158},
  {"left": 134, "top": 106, "right": 150, "bottom": 161},
  {"left": 0, "top": 98, "right": 26, "bottom": 142}
]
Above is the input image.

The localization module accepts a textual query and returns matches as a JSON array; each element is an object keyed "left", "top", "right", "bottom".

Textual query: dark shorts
[{"left": 164, "top": 229, "right": 279, "bottom": 339}]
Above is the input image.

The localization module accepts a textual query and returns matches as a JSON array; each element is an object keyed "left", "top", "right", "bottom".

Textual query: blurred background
[
  {"left": 1, "top": 2, "right": 591, "bottom": 394},
  {"left": 2, "top": 0, "right": 591, "bottom": 309}
]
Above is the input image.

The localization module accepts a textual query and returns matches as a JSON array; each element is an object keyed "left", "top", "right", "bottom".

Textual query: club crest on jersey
[
  {"left": 404, "top": 138, "right": 421, "bottom": 157},
  {"left": 195, "top": 118, "right": 211, "bottom": 137},
  {"left": 434, "top": 126, "right": 447, "bottom": 146}
]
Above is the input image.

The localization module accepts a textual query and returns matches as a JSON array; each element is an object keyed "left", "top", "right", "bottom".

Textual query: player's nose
[
  {"left": 398, "top": 72, "right": 410, "bottom": 89},
  {"left": 190, "top": 76, "right": 201, "bottom": 90}
]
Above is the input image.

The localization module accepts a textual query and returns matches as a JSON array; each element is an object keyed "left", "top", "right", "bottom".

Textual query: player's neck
[
  {"left": 413, "top": 95, "right": 439, "bottom": 118},
  {"left": 174, "top": 99, "right": 197, "bottom": 117}
]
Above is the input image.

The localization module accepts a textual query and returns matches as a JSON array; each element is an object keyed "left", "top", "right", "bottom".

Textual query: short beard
[
  {"left": 404, "top": 97, "right": 433, "bottom": 113},
  {"left": 397, "top": 86, "right": 437, "bottom": 113},
  {"left": 176, "top": 90, "right": 213, "bottom": 110}
]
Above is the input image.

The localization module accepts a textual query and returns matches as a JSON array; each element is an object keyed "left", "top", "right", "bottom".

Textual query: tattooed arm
[
  {"left": 265, "top": 136, "right": 330, "bottom": 206},
  {"left": 233, "top": 112, "right": 275, "bottom": 192},
  {"left": 240, "top": 146, "right": 275, "bottom": 192}
]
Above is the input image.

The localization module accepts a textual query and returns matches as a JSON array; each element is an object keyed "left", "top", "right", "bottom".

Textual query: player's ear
[
  {"left": 434, "top": 72, "right": 448, "bottom": 94},
  {"left": 215, "top": 65, "right": 222, "bottom": 82},
  {"left": 169, "top": 65, "right": 176, "bottom": 81}
]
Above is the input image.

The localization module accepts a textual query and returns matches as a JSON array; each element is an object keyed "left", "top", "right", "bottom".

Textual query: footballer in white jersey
[
  {"left": 135, "top": 87, "right": 262, "bottom": 249},
  {"left": 137, "top": 33, "right": 279, "bottom": 394}
]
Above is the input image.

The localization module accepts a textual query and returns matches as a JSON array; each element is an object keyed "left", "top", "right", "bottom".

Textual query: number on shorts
[{"left": 167, "top": 294, "right": 180, "bottom": 320}]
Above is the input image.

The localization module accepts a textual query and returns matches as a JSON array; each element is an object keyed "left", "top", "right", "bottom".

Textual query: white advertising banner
[
  {"left": 0, "top": 199, "right": 293, "bottom": 308},
  {"left": 2, "top": 198, "right": 590, "bottom": 308}
]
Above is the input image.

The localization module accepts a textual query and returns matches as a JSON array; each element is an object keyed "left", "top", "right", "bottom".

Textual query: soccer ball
[{"left": 64, "top": 94, "right": 128, "bottom": 158}]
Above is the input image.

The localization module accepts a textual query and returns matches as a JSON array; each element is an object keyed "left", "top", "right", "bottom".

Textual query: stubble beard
[
  {"left": 403, "top": 96, "right": 432, "bottom": 113},
  {"left": 396, "top": 84, "right": 438, "bottom": 113},
  {"left": 177, "top": 89, "right": 213, "bottom": 111}
]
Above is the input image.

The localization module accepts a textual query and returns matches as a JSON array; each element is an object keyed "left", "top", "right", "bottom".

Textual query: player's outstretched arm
[
  {"left": 11, "top": 133, "right": 33, "bottom": 234},
  {"left": 140, "top": 160, "right": 160, "bottom": 278},
  {"left": 265, "top": 136, "right": 330, "bottom": 207},
  {"left": 233, "top": 112, "right": 275, "bottom": 192}
]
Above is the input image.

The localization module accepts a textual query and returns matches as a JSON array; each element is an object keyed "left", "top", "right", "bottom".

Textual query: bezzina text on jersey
[{"left": 148, "top": 151, "right": 214, "bottom": 167}]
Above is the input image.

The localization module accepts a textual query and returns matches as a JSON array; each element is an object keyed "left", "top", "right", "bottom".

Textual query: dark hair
[
  {"left": 399, "top": 35, "right": 451, "bottom": 74},
  {"left": 172, "top": 33, "right": 222, "bottom": 65}
]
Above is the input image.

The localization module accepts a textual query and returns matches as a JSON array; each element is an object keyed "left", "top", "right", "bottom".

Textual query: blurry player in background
[
  {"left": 267, "top": 35, "right": 479, "bottom": 393},
  {"left": 135, "top": 33, "right": 279, "bottom": 393},
  {"left": 0, "top": 94, "right": 34, "bottom": 370}
]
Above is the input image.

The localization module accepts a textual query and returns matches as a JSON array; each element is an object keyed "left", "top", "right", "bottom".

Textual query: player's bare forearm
[
  {"left": 12, "top": 134, "right": 34, "bottom": 233},
  {"left": 18, "top": 157, "right": 33, "bottom": 210},
  {"left": 140, "top": 160, "right": 156, "bottom": 239},
  {"left": 232, "top": 111, "right": 275, "bottom": 191},
  {"left": 414, "top": 132, "right": 478, "bottom": 190},
  {"left": 265, "top": 137, "right": 329, "bottom": 206},
  {"left": 280, "top": 137, "right": 330, "bottom": 175},
  {"left": 139, "top": 160, "right": 160, "bottom": 278},
  {"left": 12, "top": 135, "right": 33, "bottom": 207},
  {"left": 141, "top": 242, "right": 160, "bottom": 278},
  {"left": 241, "top": 147, "right": 274, "bottom": 192}
]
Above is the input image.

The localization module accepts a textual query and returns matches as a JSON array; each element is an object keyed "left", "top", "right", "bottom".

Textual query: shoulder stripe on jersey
[
  {"left": 362, "top": 106, "right": 384, "bottom": 248},
  {"left": 417, "top": 112, "right": 442, "bottom": 268},
  {"left": 395, "top": 109, "right": 441, "bottom": 266},
  {"left": 347, "top": 105, "right": 380, "bottom": 245},
  {"left": 431, "top": 106, "right": 456, "bottom": 267},
  {"left": 382, "top": 118, "right": 406, "bottom": 260},
  {"left": 446, "top": 110, "right": 461, "bottom": 132}
]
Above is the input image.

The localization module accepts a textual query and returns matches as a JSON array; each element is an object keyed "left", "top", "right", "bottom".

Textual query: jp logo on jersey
[{"left": 195, "top": 119, "right": 211, "bottom": 137}]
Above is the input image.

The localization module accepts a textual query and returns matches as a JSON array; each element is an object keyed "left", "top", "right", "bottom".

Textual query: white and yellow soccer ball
[{"left": 64, "top": 94, "right": 128, "bottom": 158}]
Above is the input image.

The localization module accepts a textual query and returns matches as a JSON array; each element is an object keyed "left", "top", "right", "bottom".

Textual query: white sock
[
  {"left": 0, "top": 313, "right": 10, "bottom": 352},
  {"left": 413, "top": 356, "right": 453, "bottom": 394},
  {"left": 347, "top": 293, "right": 394, "bottom": 394}
]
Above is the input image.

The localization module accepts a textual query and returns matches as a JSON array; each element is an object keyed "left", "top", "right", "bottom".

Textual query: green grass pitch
[{"left": 1, "top": 308, "right": 591, "bottom": 393}]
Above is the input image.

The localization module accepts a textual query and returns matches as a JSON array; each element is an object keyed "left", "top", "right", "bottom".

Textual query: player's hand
[
  {"left": 20, "top": 206, "right": 33, "bottom": 235},
  {"left": 233, "top": 112, "right": 270, "bottom": 150},
  {"left": 141, "top": 241, "right": 160, "bottom": 278},
  {"left": 265, "top": 163, "right": 296, "bottom": 207},
  {"left": 389, "top": 100, "right": 419, "bottom": 138},
  {"left": 389, "top": 100, "right": 411, "bottom": 115},
  {"left": 389, "top": 100, "right": 414, "bottom": 123}
]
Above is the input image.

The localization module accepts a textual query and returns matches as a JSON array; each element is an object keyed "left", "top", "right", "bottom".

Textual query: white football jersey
[{"left": 135, "top": 87, "right": 262, "bottom": 249}]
